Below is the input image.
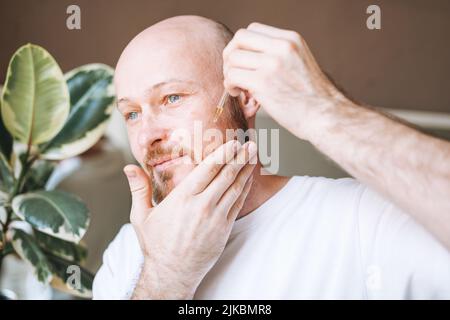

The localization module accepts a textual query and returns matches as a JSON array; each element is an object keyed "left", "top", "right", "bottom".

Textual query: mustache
[{"left": 143, "top": 145, "right": 193, "bottom": 168}]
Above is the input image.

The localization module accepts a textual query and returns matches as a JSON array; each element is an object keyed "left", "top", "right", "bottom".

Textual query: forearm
[
  {"left": 301, "top": 98, "right": 450, "bottom": 249},
  {"left": 220, "top": 21, "right": 450, "bottom": 248},
  {"left": 131, "top": 260, "right": 195, "bottom": 300}
]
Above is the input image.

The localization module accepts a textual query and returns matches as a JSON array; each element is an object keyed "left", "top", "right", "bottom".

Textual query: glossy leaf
[
  {"left": 12, "top": 190, "right": 89, "bottom": 242},
  {"left": 11, "top": 228, "right": 53, "bottom": 283},
  {"left": 35, "top": 230, "right": 87, "bottom": 263},
  {"left": 0, "top": 152, "right": 14, "bottom": 192},
  {"left": 22, "top": 160, "right": 55, "bottom": 192},
  {"left": 42, "top": 64, "right": 115, "bottom": 160},
  {"left": 1, "top": 44, "right": 70, "bottom": 145},
  {"left": 0, "top": 91, "right": 13, "bottom": 160}
]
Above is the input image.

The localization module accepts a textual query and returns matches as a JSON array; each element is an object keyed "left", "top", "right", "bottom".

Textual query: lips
[{"left": 147, "top": 153, "right": 188, "bottom": 172}]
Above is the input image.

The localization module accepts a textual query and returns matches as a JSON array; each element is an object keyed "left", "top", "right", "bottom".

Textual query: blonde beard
[{"left": 151, "top": 169, "right": 173, "bottom": 205}]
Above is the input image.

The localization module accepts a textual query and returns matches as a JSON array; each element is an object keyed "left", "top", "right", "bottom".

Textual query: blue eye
[
  {"left": 126, "top": 112, "right": 138, "bottom": 121},
  {"left": 167, "top": 94, "right": 181, "bottom": 104}
]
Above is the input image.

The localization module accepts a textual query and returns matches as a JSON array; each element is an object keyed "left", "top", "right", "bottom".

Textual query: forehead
[{"left": 115, "top": 31, "right": 220, "bottom": 100}]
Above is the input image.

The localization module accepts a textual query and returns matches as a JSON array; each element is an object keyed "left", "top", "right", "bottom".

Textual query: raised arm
[{"left": 223, "top": 22, "right": 450, "bottom": 249}]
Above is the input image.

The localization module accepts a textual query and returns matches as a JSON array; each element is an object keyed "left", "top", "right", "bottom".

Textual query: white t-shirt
[{"left": 93, "top": 176, "right": 450, "bottom": 299}]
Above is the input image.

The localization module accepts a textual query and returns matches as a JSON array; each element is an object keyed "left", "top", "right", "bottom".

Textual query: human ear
[{"left": 238, "top": 90, "right": 260, "bottom": 119}]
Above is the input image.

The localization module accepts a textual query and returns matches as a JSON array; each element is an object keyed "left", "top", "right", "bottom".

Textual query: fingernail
[{"left": 124, "top": 168, "right": 136, "bottom": 178}]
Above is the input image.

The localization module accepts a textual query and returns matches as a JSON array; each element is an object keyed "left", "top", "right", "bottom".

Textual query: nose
[{"left": 137, "top": 106, "right": 168, "bottom": 150}]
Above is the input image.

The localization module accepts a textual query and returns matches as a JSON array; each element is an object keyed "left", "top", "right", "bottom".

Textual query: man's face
[{"left": 115, "top": 28, "right": 240, "bottom": 203}]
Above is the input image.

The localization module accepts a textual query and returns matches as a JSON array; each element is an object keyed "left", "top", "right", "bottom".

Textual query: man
[{"left": 93, "top": 15, "right": 450, "bottom": 299}]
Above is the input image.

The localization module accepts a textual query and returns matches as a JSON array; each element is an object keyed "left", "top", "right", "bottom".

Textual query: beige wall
[{"left": 0, "top": 0, "right": 449, "bottom": 114}]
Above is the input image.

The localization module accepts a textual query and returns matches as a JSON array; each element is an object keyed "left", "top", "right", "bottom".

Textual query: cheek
[
  {"left": 172, "top": 94, "right": 217, "bottom": 125},
  {"left": 162, "top": 107, "right": 205, "bottom": 149},
  {"left": 192, "top": 103, "right": 217, "bottom": 127},
  {"left": 182, "top": 102, "right": 231, "bottom": 160},
  {"left": 127, "top": 129, "right": 144, "bottom": 163}
]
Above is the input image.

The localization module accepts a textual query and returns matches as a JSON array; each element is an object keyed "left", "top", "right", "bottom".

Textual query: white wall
[{"left": 255, "top": 109, "right": 450, "bottom": 178}]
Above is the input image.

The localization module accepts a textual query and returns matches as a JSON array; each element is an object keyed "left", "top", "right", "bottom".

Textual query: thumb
[{"left": 123, "top": 164, "right": 153, "bottom": 223}]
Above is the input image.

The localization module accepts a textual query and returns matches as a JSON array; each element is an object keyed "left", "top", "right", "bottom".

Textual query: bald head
[
  {"left": 141, "top": 15, "right": 233, "bottom": 53},
  {"left": 115, "top": 16, "right": 233, "bottom": 97}
]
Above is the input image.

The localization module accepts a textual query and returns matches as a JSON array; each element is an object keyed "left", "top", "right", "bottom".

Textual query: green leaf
[
  {"left": 35, "top": 230, "right": 87, "bottom": 263},
  {"left": 0, "top": 241, "right": 15, "bottom": 258},
  {"left": 47, "top": 253, "right": 93, "bottom": 298},
  {"left": 0, "top": 152, "right": 14, "bottom": 192},
  {"left": 22, "top": 160, "right": 55, "bottom": 192},
  {"left": 0, "top": 95, "right": 13, "bottom": 160},
  {"left": 11, "top": 228, "right": 53, "bottom": 283},
  {"left": 41, "top": 64, "right": 115, "bottom": 160},
  {"left": 12, "top": 190, "right": 89, "bottom": 242},
  {"left": 1, "top": 43, "right": 70, "bottom": 145},
  {"left": 1, "top": 241, "right": 15, "bottom": 258}
]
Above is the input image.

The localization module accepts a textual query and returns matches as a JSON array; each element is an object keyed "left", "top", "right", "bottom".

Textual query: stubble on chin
[{"left": 151, "top": 169, "right": 174, "bottom": 205}]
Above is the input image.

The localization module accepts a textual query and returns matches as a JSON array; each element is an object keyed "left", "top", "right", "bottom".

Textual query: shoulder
[
  {"left": 354, "top": 185, "right": 450, "bottom": 298},
  {"left": 273, "top": 176, "right": 366, "bottom": 236},
  {"left": 92, "top": 224, "right": 143, "bottom": 299},
  {"left": 291, "top": 175, "right": 363, "bottom": 196},
  {"left": 293, "top": 177, "right": 450, "bottom": 297},
  {"left": 288, "top": 175, "right": 365, "bottom": 211}
]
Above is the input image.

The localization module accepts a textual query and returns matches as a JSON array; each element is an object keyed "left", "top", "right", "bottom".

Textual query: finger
[
  {"left": 179, "top": 139, "right": 240, "bottom": 194},
  {"left": 227, "top": 174, "right": 253, "bottom": 223},
  {"left": 247, "top": 22, "right": 318, "bottom": 69},
  {"left": 224, "top": 67, "right": 256, "bottom": 97},
  {"left": 247, "top": 22, "right": 303, "bottom": 46},
  {"left": 124, "top": 164, "right": 153, "bottom": 224},
  {"left": 225, "top": 49, "right": 267, "bottom": 71},
  {"left": 217, "top": 159, "right": 256, "bottom": 218},
  {"left": 223, "top": 29, "right": 284, "bottom": 61},
  {"left": 203, "top": 141, "right": 257, "bottom": 204}
]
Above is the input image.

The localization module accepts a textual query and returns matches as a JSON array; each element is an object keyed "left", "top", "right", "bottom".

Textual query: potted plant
[{"left": 0, "top": 43, "right": 115, "bottom": 298}]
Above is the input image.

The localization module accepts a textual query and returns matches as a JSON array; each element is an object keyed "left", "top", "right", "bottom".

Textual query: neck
[{"left": 237, "top": 162, "right": 290, "bottom": 220}]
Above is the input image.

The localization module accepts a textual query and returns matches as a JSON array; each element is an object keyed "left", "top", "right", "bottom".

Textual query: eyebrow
[{"left": 117, "top": 78, "right": 200, "bottom": 107}]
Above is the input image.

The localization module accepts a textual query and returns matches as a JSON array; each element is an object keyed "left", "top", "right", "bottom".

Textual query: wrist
[
  {"left": 133, "top": 258, "right": 197, "bottom": 300},
  {"left": 300, "top": 93, "right": 357, "bottom": 143}
]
